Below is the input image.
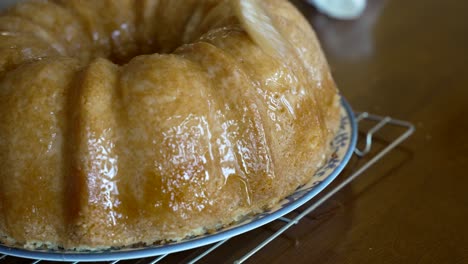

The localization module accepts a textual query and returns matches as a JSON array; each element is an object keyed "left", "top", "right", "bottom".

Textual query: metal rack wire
[{"left": 0, "top": 112, "right": 414, "bottom": 264}]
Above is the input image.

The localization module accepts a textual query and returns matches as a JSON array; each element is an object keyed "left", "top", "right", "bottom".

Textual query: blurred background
[
  {"left": 0, "top": 0, "right": 467, "bottom": 263},
  {"left": 0, "top": 0, "right": 20, "bottom": 9}
]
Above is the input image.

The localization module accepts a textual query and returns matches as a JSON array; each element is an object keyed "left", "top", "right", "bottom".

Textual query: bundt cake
[{"left": 0, "top": 0, "right": 341, "bottom": 250}]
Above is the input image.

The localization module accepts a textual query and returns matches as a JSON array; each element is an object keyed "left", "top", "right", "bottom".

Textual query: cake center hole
[{"left": 106, "top": 40, "right": 182, "bottom": 65}]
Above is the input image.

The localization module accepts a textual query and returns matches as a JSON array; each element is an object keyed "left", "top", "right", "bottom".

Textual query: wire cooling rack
[{"left": 0, "top": 111, "right": 414, "bottom": 264}]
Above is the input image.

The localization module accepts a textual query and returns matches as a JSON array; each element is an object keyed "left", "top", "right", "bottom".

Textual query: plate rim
[{"left": 0, "top": 97, "right": 357, "bottom": 262}]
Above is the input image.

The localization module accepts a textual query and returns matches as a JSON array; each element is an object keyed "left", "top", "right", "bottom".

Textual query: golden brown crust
[{"left": 0, "top": 0, "right": 340, "bottom": 250}]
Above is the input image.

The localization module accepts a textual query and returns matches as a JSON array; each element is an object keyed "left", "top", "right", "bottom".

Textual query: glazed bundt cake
[{"left": 0, "top": 0, "right": 341, "bottom": 249}]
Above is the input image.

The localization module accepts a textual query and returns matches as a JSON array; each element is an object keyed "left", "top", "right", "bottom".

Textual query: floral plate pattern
[{"left": 0, "top": 98, "right": 357, "bottom": 262}]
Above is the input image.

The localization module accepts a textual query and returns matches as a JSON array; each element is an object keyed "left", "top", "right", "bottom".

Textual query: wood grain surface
[
  {"left": 150, "top": 0, "right": 468, "bottom": 263},
  {"left": 1, "top": 0, "right": 467, "bottom": 263}
]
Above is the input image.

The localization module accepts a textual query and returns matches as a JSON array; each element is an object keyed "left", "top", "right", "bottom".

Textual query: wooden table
[
  {"left": 1, "top": 0, "right": 467, "bottom": 263},
  {"left": 161, "top": 0, "right": 468, "bottom": 263}
]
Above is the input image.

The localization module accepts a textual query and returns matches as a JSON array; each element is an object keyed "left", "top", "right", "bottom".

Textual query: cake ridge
[{"left": 0, "top": 0, "right": 341, "bottom": 250}]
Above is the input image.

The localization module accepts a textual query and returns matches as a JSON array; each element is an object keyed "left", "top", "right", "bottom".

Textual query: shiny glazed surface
[
  {"left": 0, "top": 0, "right": 340, "bottom": 249},
  {"left": 134, "top": 0, "right": 466, "bottom": 263}
]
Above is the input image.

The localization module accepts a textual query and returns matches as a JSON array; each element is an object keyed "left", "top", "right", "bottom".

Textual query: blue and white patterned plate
[{"left": 0, "top": 98, "right": 357, "bottom": 262}]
